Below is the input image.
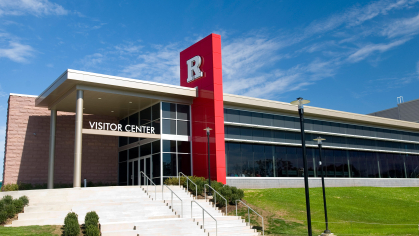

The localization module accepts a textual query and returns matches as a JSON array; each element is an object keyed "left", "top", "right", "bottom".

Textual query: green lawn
[
  {"left": 236, "top": 187, "right": 419, "bottom": 236},
  {"left": 0, "top": 225, "right": 61, "bottom": 235}
]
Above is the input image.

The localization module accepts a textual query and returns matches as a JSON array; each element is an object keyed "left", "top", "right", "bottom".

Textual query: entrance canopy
[
  {"left": 35, "top": 69, "right": 197, "bottom": 118},
  {"left": 36, "top": 69, "right": 198, "bottom": 188}
]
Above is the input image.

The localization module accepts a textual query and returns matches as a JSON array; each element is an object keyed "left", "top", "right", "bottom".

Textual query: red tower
[{"left": 180, "top": 33, "right": 226, "bottom": 184}]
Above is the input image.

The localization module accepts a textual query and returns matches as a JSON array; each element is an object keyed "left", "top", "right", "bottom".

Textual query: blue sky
[{"left": 1, "top": 0, "right": 419, "bottom": 178}]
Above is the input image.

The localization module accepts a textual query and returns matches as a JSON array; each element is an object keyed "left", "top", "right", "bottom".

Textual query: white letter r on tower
[{"left": 186, "top": 56, "right": 203, "bottom": 83}]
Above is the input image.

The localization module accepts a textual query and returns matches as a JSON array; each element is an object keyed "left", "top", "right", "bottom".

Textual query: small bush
[
  {"left": 2, "top": 195, "right": 13, "bottom": 205},
  {"left": 0, "top": 211, "right": 7, "bottom": 224},
  {"left": 64, "top": 212, "right": 80, "bottom": 236},
  {"left": 13, "top": 199, "right": 24, "bottom": 213},
  {"left": 18, "top": 183, "right": 33, "bottom": 190},
  {"left": 1, "top": 184, "right": 19, "bottom": 192},
  {"left": 19, "top": 196, "right": 29, "bottom": 206},
  {"left": 4, "top": 204, "right": 16, "bottom": 218},
  {"left": 64, "top": 212, "right": 78, "bottom": 226},
  {"left": 84, "top": 211, "right": 99, "bottom": 227},
  {"left": 0, "top": 200, "right": 5, "bottom": 211},
  {"left": 85, "top": 224, "right": 100, "bottom": 236}
]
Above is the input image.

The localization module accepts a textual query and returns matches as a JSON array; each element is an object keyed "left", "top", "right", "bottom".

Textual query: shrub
[
  {"left": 4, "top": 204, "right": 16, "bottom": 218},
  {"left": 1, "top": 184, "right": 19, "bottom": 192},
  {"left": 64, "top": 212, "right": 80, "bottom": 236},
  {"left": 0, "top": 211, "right": 7, "bottom": 224},
  {"left": 84, "top": 211, "right": 99, "bottom": 227},
  {"left": 85, "top": 224, "right": 100, "bottom": 236},
  {"left": 2, "top": 195, "right": 13, "bottom": 205},
  {"left": 18, "top": 183, "right": 33, "bottom": 190},
  {"left": 0, "top": 200, "right": 5, "bottom": 211},
  {"left": 19, "top": 196, "right": 29, "bottom": 206},
  {"left": 13, "top": 199, "right": 24, "bottom": 213}
]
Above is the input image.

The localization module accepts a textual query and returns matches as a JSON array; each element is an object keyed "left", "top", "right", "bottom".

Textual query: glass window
[
  {"left": 163, "top": 119, "right": 176, "bottom": 134},
  {"left": 323, "top": 122, "right": 331, "bottom": 133},
  {"left": 177, "top": 104, "right": 190, "bottom": 120},
  {"left": 273, "top": 115, "right": 285, "bottom": 128},
  {"left": 151, "top": 120, "right": 160, "bottom": 134},
  {"left": 252, "top": 128, "right": 264, "bottom": 141},
  {"left": 152, "top": 103, "right": 160, "bottom": 121},
  {"left": 324, "top": 149, "right": 335, "bottom": 177},
  {"left": 178, "top": 154, "right": 191, "bottom": 176},
  {"left": 226, "top": 143, "right": 242, "bottom": 177},
  {"left": 225, "top": 109, "right": 240, "bottom": 123},
  {"left": 177, "top": 141, "right": 191, "bottom": 153},
  {"left": 241, "top": 127, "right": 253, "bottom": 140},
  {"left": 152, "top": 154, "right": 161, "bottom": 185},
  {"left": 118, "top": 162, "right": 127, "bottom": 185},
  {"left": 129, "top": 147, "right": 139, "bottom": 160},
  {"left": 140, "top": 108, "right": 151, "bottom": 125},
  {"left": 275, "top": 146, "right": 287, "bottom": 177},
  {"left": 177, "top": 120, "right": 190, "bottom": 135},
  {"left": 163, "top": 153, "right": 177, "bottom": 176},
  {"left": 162, "top": 102, "right": 176, "bottom": 119},
  {"left": 239, "top": 110, "right": 252, "bottom": 124},
  {"left": 241, "top": 144, "right": 254, "bottom": 177},
  {"left": 163, "top": 140, "right": 176, "bottom": 152},
  {"left": 152, "top": 140, "right": 160, "bottom": 154},
  {"left": 140, "top": 143, "right": 151, "bottom": 156},
  {"left": 284, "top": 116, "right": 295, "bottom": 129},
  {"left": 252, "top": 112, "right": 264, "bottom": 125},
  {"left": 263, "top": 114, "right": 273, "bottom": 126}
]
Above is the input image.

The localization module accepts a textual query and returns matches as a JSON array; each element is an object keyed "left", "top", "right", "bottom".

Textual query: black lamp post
[
  {"left": 290, "top": 97, "right": 312, "bottom": 236},
  {"left": 204, "top": 127, "right": 212, "bottom": 195},
  {"left": 314, "top": 136, "right": 333, "bottom": 236}
]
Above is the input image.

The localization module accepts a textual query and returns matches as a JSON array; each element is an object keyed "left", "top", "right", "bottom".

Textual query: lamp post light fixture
[
  {"left": 313, "top": 137, "right": 334, "bottom": 236},
  {"left": 290, "top": 97, "right": 312, "bottom": 236},
  {"left": 204, "top": 127, "right": 212, "bottom": 195}
]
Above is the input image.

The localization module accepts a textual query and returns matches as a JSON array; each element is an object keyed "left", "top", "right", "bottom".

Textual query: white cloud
[
  {"left": 0, "top": 41, "right": 34, "bottom": 63},
  {"left": 305, "top": 0, "right": 419, "bottom": 36},
  {"left": 382, "top": 14, "right": 419, "bottom": 38},
  {"left": 79, "top": 53, "right": 104, "bottom": 68},
  {"left": 347, "top": 38, "right": 410, "bottom": 62},
  {"left": 0, "top": 0, "right": 68, "bottom": 16},
  {"left": 121, "top": 44, "right": 180, "bottom": 85}
]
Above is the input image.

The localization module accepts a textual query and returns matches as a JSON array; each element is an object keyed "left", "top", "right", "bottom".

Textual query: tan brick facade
[{"left": 3, "top": 95, "right": 118, "bottom": 185}]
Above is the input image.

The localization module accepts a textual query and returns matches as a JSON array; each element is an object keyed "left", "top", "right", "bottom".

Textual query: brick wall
[{"left": 3, "top": 95, "right": 118, "bottom": 185}]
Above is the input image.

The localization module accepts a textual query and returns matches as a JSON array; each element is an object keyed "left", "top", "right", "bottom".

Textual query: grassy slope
[
  {"left": 241, "top": 187, "right": 419, "bottom": 236},
  {"left": 0, "top": 225, "right": 61, "bottom": 236}
]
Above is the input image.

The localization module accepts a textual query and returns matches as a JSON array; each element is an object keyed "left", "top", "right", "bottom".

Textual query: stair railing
[
  {"left": 204, "top": 184, "right": 227, "bottom": 215},
  {"left": 235, "top": 200, "right": 264, "bottom": 236},
  {"left": 178, "top": 172, "right": 198, "bottom": 197},
  {"left": 140, "top": 171, "right": 156, "bottom": 200},
  {"left": 162, "top": 184, "right": 183, "bottom": 218},
  {"left": 191, "top": 200, "right": 217, "bottom": 236}
]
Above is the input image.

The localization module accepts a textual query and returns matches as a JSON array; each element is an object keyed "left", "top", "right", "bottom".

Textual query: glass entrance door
[
  {"left": 140, "top": 156, "right": 152, "bottom": 185},
  {"left": 128, "top": 159, "right": 139, "bottom": 186}
]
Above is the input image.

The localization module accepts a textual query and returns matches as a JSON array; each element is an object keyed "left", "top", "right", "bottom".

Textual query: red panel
[{"left": 180, "top": 33, "right": 226, "bottom": 184}]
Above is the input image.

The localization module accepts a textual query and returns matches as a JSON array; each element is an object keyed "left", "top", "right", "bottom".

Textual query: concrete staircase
[{"left": 0, "top": 185, "right": 260, "bottom": 236}]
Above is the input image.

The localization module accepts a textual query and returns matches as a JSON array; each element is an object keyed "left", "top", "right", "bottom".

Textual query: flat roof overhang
[
  {"left": 36, "top": 69, "right": 197, "bottom": 118},
  {"left": 223, "top": 93, "right": 419, "bottom": 132}
]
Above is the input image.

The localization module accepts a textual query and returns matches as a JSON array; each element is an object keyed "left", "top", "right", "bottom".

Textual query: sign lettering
[
  {"left": 186, "top": 55, "right": 203, "bottom": 83},
  {"left": 89, "top": 121, "right": 155, "bottom": 134}
]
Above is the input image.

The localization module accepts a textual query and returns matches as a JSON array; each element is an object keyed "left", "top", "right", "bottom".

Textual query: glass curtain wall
[
  {"left": 224, "top": 108, "right": 419, "bottom": 143},
  {"left": 117, "top": 102, "right": 161, "bottom": 185},
  {"left": 162, "top": 140, "right": 192, "bottom": 179},
  {"left": 225, "top": 142, "right": 419, "bottom": 178}
]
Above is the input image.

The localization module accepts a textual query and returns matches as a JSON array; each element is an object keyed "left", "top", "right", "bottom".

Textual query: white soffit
[{"left": 35, "top": 69, "right": 197, "bottom": 109}]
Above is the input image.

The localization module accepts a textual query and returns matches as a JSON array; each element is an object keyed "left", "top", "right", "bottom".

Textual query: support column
[
  {"left": 73, "top": 90, "right": 83, "bottom": 188},
  {"left": 47, "top": 109, "right": 57, "bottom": 189}
]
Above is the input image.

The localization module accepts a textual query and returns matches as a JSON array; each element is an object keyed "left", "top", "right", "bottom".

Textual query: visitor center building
[{"left": 3, "top": 34, "right": 419, "bottom": 189}]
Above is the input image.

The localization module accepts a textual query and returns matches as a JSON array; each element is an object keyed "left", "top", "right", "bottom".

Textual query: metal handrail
[
  {"left": 191, "top": 200, "right": 217, "bottom": 236},
  {"left": 235, "top": 200, "right": 264, "bottom": 236},
  {"left": 140, "top": 171, "right": 156, "bottom": 200},
  {"left": 162, "top": 184, "right": 183, "bottom": 217},
  {"left": 204, "top": 184, "right": 227, "bottom": 215},
  {"left": 178, "top": 172, "right": 198, "bottom": 197}
]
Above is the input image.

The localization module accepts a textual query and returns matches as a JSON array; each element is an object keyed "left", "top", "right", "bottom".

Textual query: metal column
[
  {"left": 73, "top": 90, "right": 83, "bottom": 188},
  {"left": 47, "top": 109, "right": 57, "bottom": 189}
]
